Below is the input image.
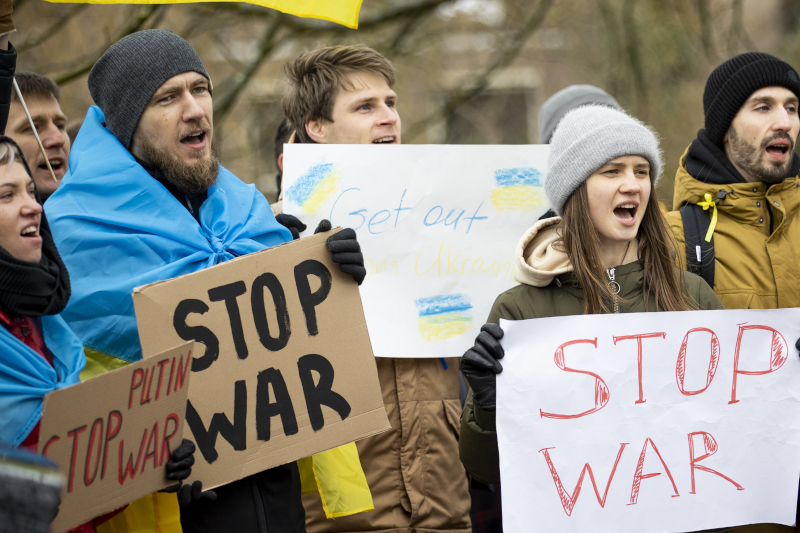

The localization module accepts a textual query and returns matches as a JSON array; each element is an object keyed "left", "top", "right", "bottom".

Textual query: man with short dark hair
[
  {"left": 283, "top": 44, "right": 471, "bottom": 533},
  {"left": 47, "top": 29, "right": 366, "bottom": 533},
  {"left": 7, "top": 72, "right": 69, "bottom": 200},
  {"left": 666, "top": 51, "right": 800, "bottom": 533}
]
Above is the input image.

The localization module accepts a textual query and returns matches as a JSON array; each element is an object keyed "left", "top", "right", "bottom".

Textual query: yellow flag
[{"left": 44, "top": 0, "right": 363, "bottom": 29}]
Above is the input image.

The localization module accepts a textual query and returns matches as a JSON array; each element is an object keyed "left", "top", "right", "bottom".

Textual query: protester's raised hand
[
  {"left": 275, "top": 214, "right": 307, "bottom": 240},
  {"left": 314, "top": 220, "right": 367, "bottom": 285},
  {"left": 460, "top": 323, "right": 505, "bottom": 410}
]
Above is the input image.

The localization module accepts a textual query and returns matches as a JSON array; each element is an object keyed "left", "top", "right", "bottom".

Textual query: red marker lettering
[
  {"left": 66, "top": 425, "right": 87, "bottom": 493},
  {"left": 159, "top": 413, "right": 180, "bottom": 468},
  {"left": 688, "top": 431, "right": 744, "bottom": 493},
  {"left": 118, "top": 428, "right": 149, "bottom": 485},
  {"left": 129, "top": 369, "right": 144, "bottom": 410},
  {"left": 173, "top": 352, "right": 192, "bottom": 393},
  {"left": 155, "top": 358, "right": 170, "bottom": 401},
  {"left": 539, "top": 443, "right": 628, "bottom": 516},
  {"left": 84, "top": 418, "right": 104, "bottom": 487},
  {"left": 541, "top": 338, "right": 609, "bottom": 419},
  {"left": 613, "top": 332, "right": 666, "bottom": 404},
  {"left": 629, "top": 438, "right": 679, "bottom": 504},
  {"left": 676, "top": 328, "right": 720, "bottom": 396},
  {"left": 141, "top": 421, "right": 159, "bottom": 474},
  {"left": 730, "top": 324, "right": 788, "bottom": 404},
  {"left": 102, "top": 411, "right": 122, "bottom": 480}
]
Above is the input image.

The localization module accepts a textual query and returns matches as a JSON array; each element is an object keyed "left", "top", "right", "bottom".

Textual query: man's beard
[
  {"left": 727, "top": 127, "right": 795, "bottom": 184},
  {"left": 138, "top": 128, "right": 220, "bottom": 194}
]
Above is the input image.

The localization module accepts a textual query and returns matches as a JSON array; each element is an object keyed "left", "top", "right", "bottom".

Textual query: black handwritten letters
[{"left": 174, "top": 259, "right": 352, "bottom": 464}]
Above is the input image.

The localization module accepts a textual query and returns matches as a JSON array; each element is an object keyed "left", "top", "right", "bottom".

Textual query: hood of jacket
[{"left": 513, "top": 216, "right": 639, "bottom": 287}]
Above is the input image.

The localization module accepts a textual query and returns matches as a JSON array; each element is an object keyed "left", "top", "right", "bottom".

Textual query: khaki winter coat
[
  {"left": 665, "top": 148, "right": 800, "bottom": 310},
  {"left": 460, "top": 217, "right": 723, "bottom": 485},
  {"left": 664, "top": 148, "right": 800, "bottom": 533},
  {"left": 303, "top": 357, "right": 471, "bottom": 533}
]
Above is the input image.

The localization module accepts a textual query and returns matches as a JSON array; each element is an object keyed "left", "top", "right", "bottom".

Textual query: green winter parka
[{"left": 459, "top": 217, "right": 723, "bottom": 485}]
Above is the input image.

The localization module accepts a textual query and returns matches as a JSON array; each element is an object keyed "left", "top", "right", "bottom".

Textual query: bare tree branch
[
  {"left": 728, "top": 0, "right": 755, "bottom": 54},
  {"left": 596, "top": 0, "right": 622, "bottom": 98},
  {"left": 54, "top": 5, "right": 161, "bottom": 86},
  {"left": 16, "top": 4, "right": 87, "bottom": 53},
  {"left": 404, "top": 0, "right": 556, "bottom": 142},
  {"left": 213, "top": 13, "right": 284, "bottom": 124},
  {"left": 695, "top": 0, "right": 716, "bottom": 60},
  {"left": 622, "top": 0, "right": 648, "bottom": 112}
]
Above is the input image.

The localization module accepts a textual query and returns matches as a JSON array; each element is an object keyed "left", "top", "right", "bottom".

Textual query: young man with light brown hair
[{"left": 282, "top": 45, "right": 471, "bottom": 533}]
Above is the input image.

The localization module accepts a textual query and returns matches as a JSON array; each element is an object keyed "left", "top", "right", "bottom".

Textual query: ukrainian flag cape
[
  {"left": 0, "top": 314, "right": 85, "bottom": 447},
  {"left": 45, "top": 106, "right": 292, "bottom": 363}
]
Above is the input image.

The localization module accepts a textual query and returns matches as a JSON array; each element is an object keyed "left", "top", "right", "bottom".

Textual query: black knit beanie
[
  {"left": 703, "top": 52, "right": 800, "bottom": 147},
  {"left": 88, "top": 29, "right": 210, "bottom": 150}
]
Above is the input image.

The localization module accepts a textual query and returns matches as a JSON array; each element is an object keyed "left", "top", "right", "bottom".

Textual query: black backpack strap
[{"left": 679, "top": 203, "right": 715, "bottom": 288}]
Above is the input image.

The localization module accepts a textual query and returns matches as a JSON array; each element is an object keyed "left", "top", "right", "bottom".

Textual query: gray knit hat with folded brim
[
  {"left": 88, "top": 29, "right": 210, "bottom": 150},
  {"left": 538, "top": 85, "right": 621, "bottom": 144},
  {"left": 545, "top": 105, "right": 662, "bottom": 215}
]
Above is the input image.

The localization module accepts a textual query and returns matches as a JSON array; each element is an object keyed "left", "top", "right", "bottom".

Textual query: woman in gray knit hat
[{"left": 457, "top": 105, "right": 725, "bottom": 495}]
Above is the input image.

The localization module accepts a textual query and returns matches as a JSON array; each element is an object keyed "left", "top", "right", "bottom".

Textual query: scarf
[
  {"left": 0, "top": 313, "right": 85, "bottom": 446},
  {"left": 0, "top": 136, "right": 70, "bottom": 317},
  {"left": 45, "top": 106, "right": 292, "bottom": 363},
  {"left": 685, "top": 128, "right": 800, "bottom": 185}
]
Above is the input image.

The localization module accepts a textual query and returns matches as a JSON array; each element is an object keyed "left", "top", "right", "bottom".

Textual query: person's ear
[
  {"left": 277, "top": 153, "right": 284, "bottom": 173},
  {"left": 306, "top": 119, "right": 327, "bottom": 144}
]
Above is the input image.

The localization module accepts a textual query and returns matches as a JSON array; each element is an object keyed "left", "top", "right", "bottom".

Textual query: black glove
[
  {"left": 796, "top": 337, "right": 800, "bottom": 356},
  {"left": 165, "top": 438, "right": 195, "bottom": 481},
  {"left": 276, "top": 214, "right": 307, "bottom": 240},
  {"left": 460, "top": 323, "right": 505, "bottom": 410},
  {"left": 314, "top": 221, "right": 367, "bottom": 285},
  {"left": 160, "top": 440, "right": 217, "bottom": 506}
]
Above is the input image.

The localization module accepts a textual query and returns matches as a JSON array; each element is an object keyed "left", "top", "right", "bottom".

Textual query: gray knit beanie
[
  {"left": 545, "top": 105, "right": 662, "bottom": 215},
  {"left": 538, "top": 85, "right": 621, "bottom": 144},
  {"left": 88, "top": 29, "right": 210, "bottom": 150}
]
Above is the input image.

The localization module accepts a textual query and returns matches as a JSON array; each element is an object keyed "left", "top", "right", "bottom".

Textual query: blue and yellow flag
[{"left": 44, "top": 0, "right": 363, "bottom": 29}]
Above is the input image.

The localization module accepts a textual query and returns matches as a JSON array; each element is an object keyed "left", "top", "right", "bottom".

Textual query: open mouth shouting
[
  {"left": 372, "top": 135, "right": 397, "bottom": 144},
  {"left": 765, "top": 137, "right": 793, "bottom": 162},
  {"left": 180, "top": 129, "right": 208, "bottom": 151},
  {"left": 613, "top": 202, "right": 639, "bottom": 226},
  {"left": 38, "top": 156, "right": 65, "bottom": 179}
]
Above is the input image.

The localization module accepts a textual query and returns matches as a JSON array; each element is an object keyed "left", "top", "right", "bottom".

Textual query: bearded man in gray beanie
[
  {"left": 665, "top": 52, "right": 800, "bottom": 533},
  {"left": 46, "top": 29, "right": 366, "bottom": 533}
]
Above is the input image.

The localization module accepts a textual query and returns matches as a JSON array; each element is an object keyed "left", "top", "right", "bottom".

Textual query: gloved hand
[
  {"left": 796, "top": 337, "right": 800, "bottom": 357},
  {"left": 314, "top": 220, "right": 367, "bottom": 285},
  {"left": 160, "top": 440, "right": 217, "bottom": 506},
  {"left": 460, "top": 323, "right": 505, "bottom": 410},
  {"left": 275, "top": 213, "right": 307, "bottom": 240}
]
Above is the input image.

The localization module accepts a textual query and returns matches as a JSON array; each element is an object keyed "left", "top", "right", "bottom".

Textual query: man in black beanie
[
  {"left": 47, "top": 29, "right": 366, "bottom": 533},
  {"left": 666, "top": 52, "right": 800, "bottom": 532}
]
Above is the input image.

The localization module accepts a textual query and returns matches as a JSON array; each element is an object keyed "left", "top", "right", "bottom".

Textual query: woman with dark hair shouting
[
  {"left": 458, "top": 105, "right": 723, "bottom": 485},
  {"left": 0, "top": 137, "right": 198, "bottom": 532}
]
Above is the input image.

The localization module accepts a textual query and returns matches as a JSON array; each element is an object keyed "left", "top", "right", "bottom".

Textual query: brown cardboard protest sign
[
  {"left": 132, "top": 229, "right": 389, "bottom": 490},
  {"left": 39, "top": 342, "right": 193, "bottom": 533}
]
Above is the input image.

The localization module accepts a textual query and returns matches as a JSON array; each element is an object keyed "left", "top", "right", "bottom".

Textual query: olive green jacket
[{"left": 459, "top": 243, "right": 723, "bottom": 485}]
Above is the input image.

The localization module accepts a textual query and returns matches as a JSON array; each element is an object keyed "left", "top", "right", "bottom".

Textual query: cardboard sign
[
  {"left": 132, "top": 230, "right": 389, "bottom": 490},
  {"left": 39, "top": 342, "right": 193, "bottom": 533},
  {"left": 282, "top": 143, "right": 550, "bottom": 358},
  {"left": 496, "top": 309, "right": 800, "bottom": 532}
]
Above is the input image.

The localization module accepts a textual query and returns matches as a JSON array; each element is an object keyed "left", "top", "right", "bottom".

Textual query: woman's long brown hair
[{"left": 557, "top": 179, "right": 696, "bottom": 314}]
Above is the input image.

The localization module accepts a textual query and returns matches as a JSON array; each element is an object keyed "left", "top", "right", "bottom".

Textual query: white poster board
[
  {"left": 283, "top": 144, "right": 549, "bottom": 358},
  {"left": 497, "top": 308, "right": 800, "bottom": 532}
]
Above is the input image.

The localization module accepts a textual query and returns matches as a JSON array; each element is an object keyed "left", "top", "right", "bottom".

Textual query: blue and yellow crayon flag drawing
[
  {"left": 415, "top": 294, "right": 474, "bottom": 342},
  {"left": 44, "top": 0, "right": 363, "bottom": 29},
  {"left": 491, "top": 167, "right": 545, "bottom": 211},
  {"left": 285, "top": 163, "right": 345, "bottom": 215}
]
